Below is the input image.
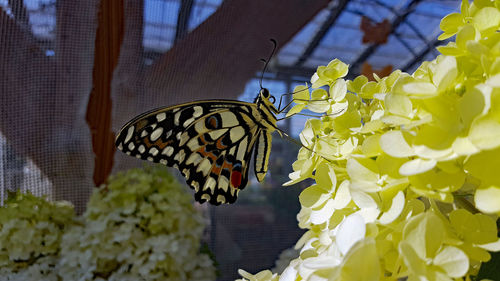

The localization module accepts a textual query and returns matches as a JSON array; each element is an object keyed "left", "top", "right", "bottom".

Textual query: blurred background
[{"left": 0, "top": 0, "right": 460, "bottom": 279}]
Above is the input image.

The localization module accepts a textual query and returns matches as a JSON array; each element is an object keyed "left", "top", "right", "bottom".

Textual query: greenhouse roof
[{"left": 3, "top": 0, "right": 460, "bottom": 76}]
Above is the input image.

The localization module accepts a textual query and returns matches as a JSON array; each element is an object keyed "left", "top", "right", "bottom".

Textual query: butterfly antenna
[{"left": 259, "top": 38, "right": 278, "bottom": 89}]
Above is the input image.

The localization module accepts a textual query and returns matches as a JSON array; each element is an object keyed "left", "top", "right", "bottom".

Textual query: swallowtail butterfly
[{"left": 115, "top": 88, "right": 279, "bottom": 205}]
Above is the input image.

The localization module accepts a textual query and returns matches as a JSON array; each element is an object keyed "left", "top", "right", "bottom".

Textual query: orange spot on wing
[
  {"left": 211, "top": 166, "right": 221, "bottom": 175},
  {"left": 136, "top": 119, "right": 149, "bottom": 130},
  {"left": 142, "top": 137, "right": 172, "bottom": 150},
  {"left": 197, "top": 146, "right": 218, "bottom": 162},
  {"left": 221, "top": 160, "right": 232, "bottom": 170},
  {"left": 215, "top": 139, "right": 227, "bottom": 149},
  {"left": 199, "top": 134, "right": 209, "bottom": 145},
  {"left": 207, "top": 116, "right": 219, "bottom": 129}
]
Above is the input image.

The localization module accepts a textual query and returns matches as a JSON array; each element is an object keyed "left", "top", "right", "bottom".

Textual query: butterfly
[{"left": 115, "top": 88, "right": 280, "bottom": 205}]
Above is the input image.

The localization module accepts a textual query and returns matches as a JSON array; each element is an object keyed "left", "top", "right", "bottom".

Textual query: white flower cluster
[
  {"left": 0, "top": 167, "right": 216, "bottom": 281},
  {"left": 0, "top": 192, "right": 75, "bottom": 281},
  {"left": 0, "top": 256, "right": 59, "bottom": 281},
  {"left": 58, "top": 167, "right": 216, "bottom": 281}
]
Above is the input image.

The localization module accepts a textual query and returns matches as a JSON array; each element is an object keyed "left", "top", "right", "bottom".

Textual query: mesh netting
[
  {"left": 0, "top": 0, "right": 319, "bottom": 279},
  {"left": 0, "top": 0, "right": 98, "bottom": 211}
]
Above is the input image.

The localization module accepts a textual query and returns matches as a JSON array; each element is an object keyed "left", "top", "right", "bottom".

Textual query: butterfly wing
[{"left": 115, "top": 100, "right": 262, "bottom": 205}]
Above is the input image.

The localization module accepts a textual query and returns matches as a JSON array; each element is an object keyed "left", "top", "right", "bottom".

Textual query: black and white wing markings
[
  {"left": 176, "top": 108, "right": 260, "bottom": 204},
  {"left": 115, "top": 100, "right": 264, "bottom": 205},
  {"left": 183, "top": 125, "right": 259, "bottom": 204}
]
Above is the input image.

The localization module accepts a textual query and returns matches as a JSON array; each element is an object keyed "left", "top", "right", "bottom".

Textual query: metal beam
[
  {"left": 144, "top": 50, "right": 315, "bottom": 80},
  {"left": 393, "top": 32, "right": 417, "bottom": 56},
  {"left": 174, "top": 0, "right": 194, "bottom": 44},
  {"left": 294, "top": 0, "right": 350, "bottom": 67},
  {"left": 401, "top": 38, "right": 448, "bottom": 72},
  {"left": 372, "top": 0, "right": 438, "bottom": 58},
  {"left": 349, "top": 0, "right": 423, "bottom": 73},
  {"left": 275, "top": 65, "right": 317, "bottom": 79}
]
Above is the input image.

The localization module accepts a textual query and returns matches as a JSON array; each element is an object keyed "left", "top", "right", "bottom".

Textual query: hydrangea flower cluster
[
  {"left": 238, "top": 0, "right": 500, "bottom": 280},
  {"left": 0, "top": 167, "right": 215, "bottom": 281},
  {"left": 59, "top": 167, "right": 216, "bottom": 281},
  {"left": 0, "top": 191, "right": 75, "bottom": 280}
]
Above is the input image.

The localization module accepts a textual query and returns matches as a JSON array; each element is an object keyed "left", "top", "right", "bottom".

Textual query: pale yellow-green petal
[
  {"left": 347, "top": 157, "right": 379, "bottom": 184},
  {"left": 469, "top": 116, "right": 500, "bottom": 150},
  {"left": 385, "top": 93, "right": 413, "bottom": 117},
  {"left": 439, "top": 13, "right": 464, "bottom": 35},
  {"left": 361, "top": 134, "right": 383, "bottom": 157},
  {"left": 380, "top": 131, "right": 415, "bottom": 158},
  {"left": 437, "top": 43, "right": 466, "bottom": 56},
  {"left": 333, "top": 180, "right": 351, "bottom": 209},
  {"left": 293, "top": 85, "right": 310, "bottom": 102},
  {"left": 402, "top": 82, "right": 437, "bottom": 97},
  {"left": 299, "top": 185, "right": 331, "bottom": 209},
  {"left": 326, "top": 59, "right": 349, "bottom": 79},
  {"left": 478, "top": 238, "right": 500, "bottom": 252},
  {"left": 403, "top": 212, "right": 445, "bottom": 259},
  {"left": 330, "top": 79, "right": 347, "bottom": 101},
  {"left": 378, "top": 191, "right": 405, "bottom": 225},
  {"left": 399, "top": 158, "right": 437, "bottom": 176},
  {"left": 412, "top": 144, "right": 454, "bottom": 160},
  {"left": 456, "top": 24, "right": 478, "bottom": 50},
  {"left": 339, "top": 238, "right": 380, "bottom": 281},
  {"left": 433, "top": 56, "right": 458, "bottom": 91},
  {"left": 347, "top": 75, "right": 368, "bottom": 93},
  {"left": 286, "top": 104, "right": 306, "bottom": 117},
  {"left": 452, "top": 136, "right": 480, "bottom": 156},
  {"left": 464, "top": 147, "right": 500, "bottom": 186},
  {"left": 432, "top": 246, "right": 469, "bottom": 278},
  {"left": 310, "top": 199, "right": 336, "bottom": 225},
  {"left": 336, "top": 214, "right": 366, "bottom": 256},
  {"left": 475, "top": 185, "right": 500, "bottom": 213},
  {"left": 399, "top": 241, "right": 428, "bottom": 278},
  {"left": 359, "top": 81, "right": 378, "bottom": 99},
  {"left": 449, "top": 209, "right": 498, "bottom": 244},
  {"left": 474, "top": 7, "right": 500, "bottom": 34},
  {"left": 350, "top": 190, "right": 377, "bottom": 209}
]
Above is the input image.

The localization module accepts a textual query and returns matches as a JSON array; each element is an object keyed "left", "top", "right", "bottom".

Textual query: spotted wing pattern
[{"left": 115, "top": 100, "right": 267, "bottom": 205}]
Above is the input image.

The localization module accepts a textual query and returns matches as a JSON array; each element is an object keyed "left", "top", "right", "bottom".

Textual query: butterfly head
[{"left": 256, "top": 88, "right": 277, "bottom": 111}]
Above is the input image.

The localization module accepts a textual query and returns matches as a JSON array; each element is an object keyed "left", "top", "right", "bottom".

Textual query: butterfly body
[{"left": 115, "top": 89, "right": 278, "bottom": 205}]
